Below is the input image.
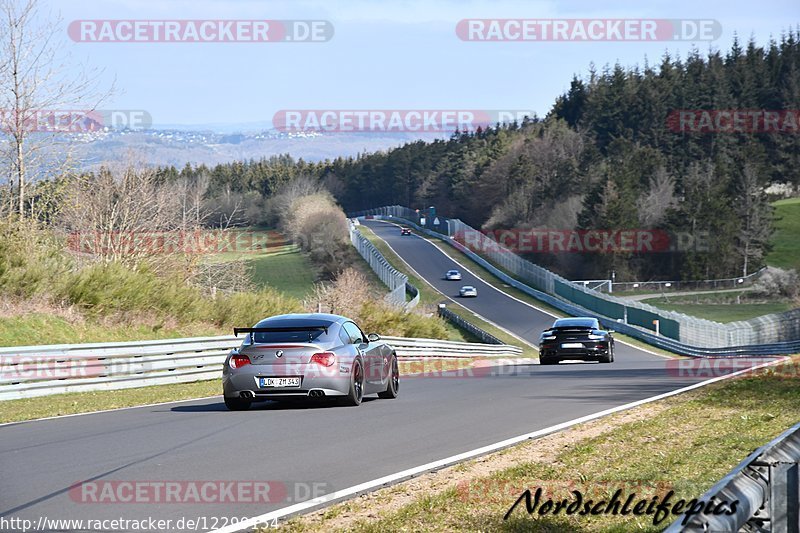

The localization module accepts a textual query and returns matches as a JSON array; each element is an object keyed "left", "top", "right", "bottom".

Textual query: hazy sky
[{"left": 43, "top": 0, "right": 800, "bottom": 128}]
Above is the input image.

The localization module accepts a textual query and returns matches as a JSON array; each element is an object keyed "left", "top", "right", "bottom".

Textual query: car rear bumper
[
  {"left": 539, "top": 344, "right": 610, "bottom": 361},
  {"left": 223, "top": 370, "right": 350, "bottom": 400}
]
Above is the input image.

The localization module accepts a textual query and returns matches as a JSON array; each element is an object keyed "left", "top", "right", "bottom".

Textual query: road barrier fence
[
  {"left": 348, "top": 221, "right": 419, "bottom": 309},
  {"left": 665, "top": 420, "right": 800, "bottom": 532},
  {"left": 0, "top": 335, "right": 523, "bottom": 401}
]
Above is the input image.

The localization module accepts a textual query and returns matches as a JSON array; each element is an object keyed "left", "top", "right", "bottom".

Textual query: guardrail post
[{"left": 768, "top": 461, "right": 800, "bottom": 533}]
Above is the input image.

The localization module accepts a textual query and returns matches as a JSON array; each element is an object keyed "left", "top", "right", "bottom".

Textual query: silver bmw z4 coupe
[{"left": 222, "top": 313, "right": 399, "bottom": 410}]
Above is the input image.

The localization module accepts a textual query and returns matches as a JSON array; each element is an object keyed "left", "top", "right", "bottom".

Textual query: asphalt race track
[{"left": 0, "top": 220, "right": 763, "bottom": 532}]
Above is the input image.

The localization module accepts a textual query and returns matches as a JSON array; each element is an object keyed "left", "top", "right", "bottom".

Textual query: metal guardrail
[
  {"left": 665, "top": 420, "right": 800, "bottom": 532},
  {"left": 612, "top": 267, "right": 767, "bottom": 293},
  {"left": 0, "top": 335, "right": 522, "bottom": 401},
  {"left": 352, "top": 207, "right": 800, "bottom": 357},
  {"left": 437, "top": 305, "right": 504, "bottom": 345},
  {"left": 349, "top": 221, "right": 419, "bottom": 310}
]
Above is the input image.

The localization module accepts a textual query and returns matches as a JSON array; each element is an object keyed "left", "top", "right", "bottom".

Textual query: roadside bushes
[
  {"left": 0, "top": 221, "right": 70, "bottom": 298},
  {"left": 753, "top": 267, "right": 800, "bottom": 299},
  {"left": 61, "top": 262, "right": 303, "bottom": 328},
  {"left": 62, "top": 262, "right": 210, "bottom": 321},
  {"left": 267, "top": 176, "right": 351, "bottom": 276},
  {"left": 357, "top": 301, "right": 449, "bottom": 339},
  {"left": 210, "top": 289, "right": 303, "bottom": 328},
  {"left": 308, "top": 268, "right": 449, "bottom": 339}
]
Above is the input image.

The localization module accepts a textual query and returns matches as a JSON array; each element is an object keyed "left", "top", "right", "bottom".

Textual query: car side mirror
[{"left": 367, "top": 333, "right": 381, "bottom": 342}]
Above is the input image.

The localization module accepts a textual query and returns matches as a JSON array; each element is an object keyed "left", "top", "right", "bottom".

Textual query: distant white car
[
  {"left": 445, "top": 269, "right": 462, "bottom": 281},
  {"left": 459, "top": 285, "right": 477, "bottom": 297}
]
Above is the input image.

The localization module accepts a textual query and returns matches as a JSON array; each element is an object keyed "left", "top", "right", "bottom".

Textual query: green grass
[
  {"left": 641, "top": 299, "right": 793, "bottom": 323},
  {"left": 357, "top": 226, "right": 534, "bottom": 355},
  {"left": 767, "top": 197, "right": 800, "bottom": 271},
  {"left": 201, "top": 234, "right": 318, "bottom": 300},
  {"left": 282, "top": 358, "right": 800, "bottom": 532},
  {"left": 0, "top": 380, "right": 223, "bottom": 423},
  {"left": 0, "top": 312, "right": 225, "bottom": 347},
  {"left": 248, "top": 248, "right": 318, "bottom": 300}
]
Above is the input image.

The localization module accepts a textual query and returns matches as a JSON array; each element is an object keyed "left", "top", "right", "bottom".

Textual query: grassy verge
[
  {"left": 0, "top": 380, "right": 222, "bottom": 424},
  {"left": 767, "top": 197, "right": 800, "bottom": 271},
  {"left": 358, "top": 226, "right": 536, "bottom": 356},
  {"left": 248, "top": 249, "right": 318, "bottom": 300},
  {"left": 641, "top": 295, "right": 794, "bottom": 323},
  {"left": 281, "top": 357, "right": 800, "bottom": 532},
  {"left": 0, "top": 312, "right": 226, "bottom": 347},
  {"left": 0, "top": 360, "right": 479, "bottom": 424},
  {"left": 202, "top": 237, "right": 318, "bottom": 301},
  {"left": 422, "top": 236, "right": 674, "bottom": 358}
]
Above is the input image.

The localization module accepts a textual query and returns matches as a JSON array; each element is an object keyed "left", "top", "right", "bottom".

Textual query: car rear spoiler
[{"left": 233, "top": 326, "right": 330, "bottom": 340}]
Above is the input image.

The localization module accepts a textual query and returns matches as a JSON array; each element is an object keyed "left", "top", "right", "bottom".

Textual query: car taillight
[
  {"left": 310, "top": 352, "right": 336, "bottom": 367},
  {"left": 230, "top": 354, "right": 251, "bottom": 369}
]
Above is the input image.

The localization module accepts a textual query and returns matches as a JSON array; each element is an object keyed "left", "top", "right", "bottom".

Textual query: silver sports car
[{"left": 222, "top": 313, "right": 399, "bottom": 410}]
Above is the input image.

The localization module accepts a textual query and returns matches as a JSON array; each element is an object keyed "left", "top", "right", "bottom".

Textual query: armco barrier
[
  {"left": 665, "top": 420, "right": 800, "bottom": 532},
  {"left": 351, "top": 207, "right": 800, "bottom": 356},
  {"left": 349, "top": 221, "right": 418, "bottom": 309},
  {"left": 437, "top": 305, "right": 504, "bottom": 345},
  {"left": 0, "top": 335, "right": 522, "bottom": 400}
]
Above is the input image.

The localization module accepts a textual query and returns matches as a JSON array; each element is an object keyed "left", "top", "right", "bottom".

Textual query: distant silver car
[
  {"left": 445, "top": 269, "right": 462, "bottom": 281},
  {"left": 222, "top": 313, "right": 399, "bottom": 410},
  {"left": 459, "top": 285, "right": 478, "bottom": 297}
]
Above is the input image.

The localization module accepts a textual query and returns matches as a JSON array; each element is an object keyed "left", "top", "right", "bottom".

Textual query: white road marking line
[{"left": 210, "top": 357, "right": 784, "bottom": 533}]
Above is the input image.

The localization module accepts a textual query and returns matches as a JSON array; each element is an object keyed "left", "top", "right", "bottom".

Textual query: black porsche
[{"left": 538, "top": 317, "right": 614, "bottom": 365}]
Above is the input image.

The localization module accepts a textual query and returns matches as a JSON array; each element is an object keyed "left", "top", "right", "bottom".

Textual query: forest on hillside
[{"left": 26, "top": 34, "right": 800, "bottom": 282}]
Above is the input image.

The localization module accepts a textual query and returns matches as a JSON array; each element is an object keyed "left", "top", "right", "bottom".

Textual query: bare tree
[
  {"left": 0, "top": 0, "right": 112, "bottom": 218},
  {"left": 306, "top": 268, "right": 371, "bottom": 317},
  {"left": 736, "top": 164, "right": 773, "bottom": 277},
  {"left": 59, "top": 166, "right": 184, "bottom": 264},
  {"left": 636, "top": 167, "right": 677, "bottom": 227}
]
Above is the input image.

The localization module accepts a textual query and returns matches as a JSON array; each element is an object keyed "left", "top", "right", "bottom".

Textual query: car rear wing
[{"left": 233, "top": 326, "right": 330, "bottom": 342}]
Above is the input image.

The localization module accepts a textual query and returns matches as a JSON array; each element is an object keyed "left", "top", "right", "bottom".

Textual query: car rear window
[
  {"left": 245, "top": 320, "right": 335, "bottom": 344},
  {"left": 553, "top": 318, "right": 598, "bottom": 329},
  {"left": 252, "top": 329, "right": 327, "bottom": 343}
]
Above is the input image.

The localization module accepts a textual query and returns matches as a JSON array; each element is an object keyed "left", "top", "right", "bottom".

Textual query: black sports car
[
  {"left": 400, "top": 227, "right": 412, "bottom": 235},
  {"left": 538, "top": 317, "right": 614, "bottom": 365}
]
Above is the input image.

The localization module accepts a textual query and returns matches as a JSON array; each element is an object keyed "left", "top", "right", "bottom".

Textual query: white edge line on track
[
  {"left": 210, "top": 356, "right": 786, "bottom": 533},
  {"left": 0, "top": 393, "right": 221, "bottom": 428},
  {"left": 380, "top": 220, "right": 672, "bottom": 360},
  {"left": 361, "top": 221, "right": 537, "bottom": 351}
]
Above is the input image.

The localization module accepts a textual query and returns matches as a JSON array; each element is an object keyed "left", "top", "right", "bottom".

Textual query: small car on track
[
  {"left": 223, "top": 313, "right": 399, "bottom": 410},
  {"left": 538, "top": 317, "right": 614, "bottom": 365},
  {"left": 400, "top": 227, "right": 412, "bottom": 235},
  {"left": 459, "top": 285, "right": 478, "bottom": 297},
  {"left": 444, "top": 269, "right": 462, "bottom": 281}
]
